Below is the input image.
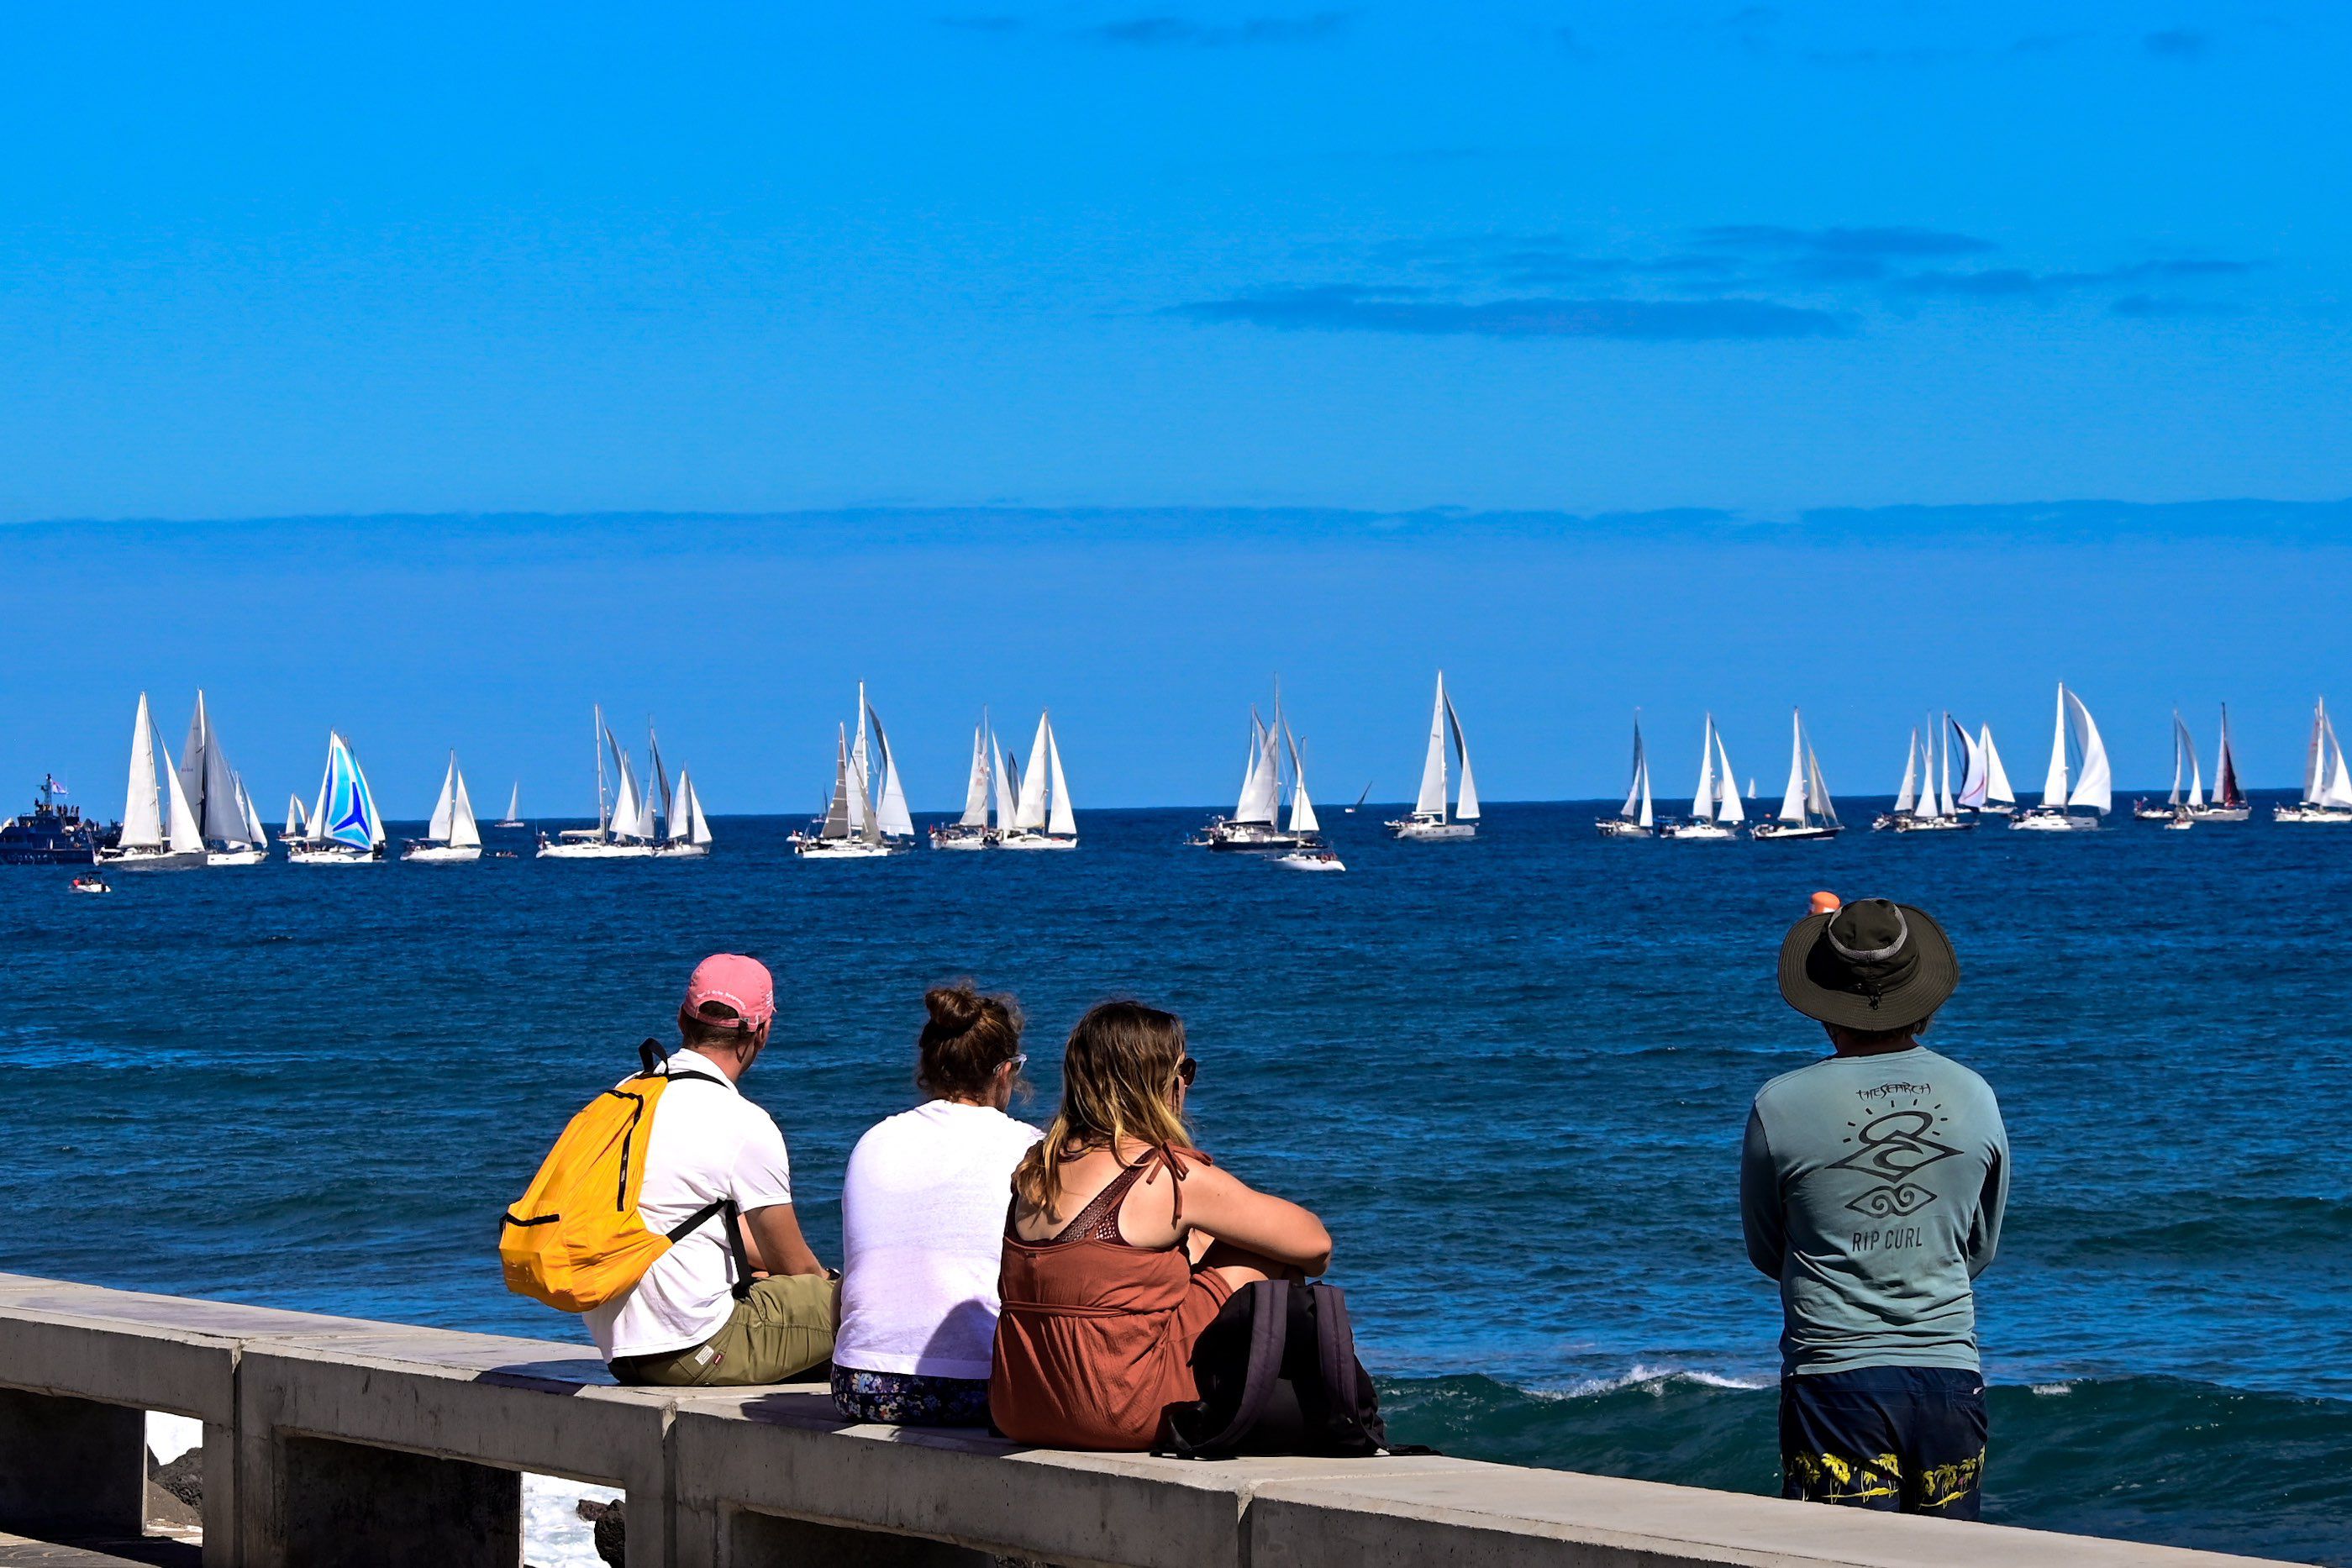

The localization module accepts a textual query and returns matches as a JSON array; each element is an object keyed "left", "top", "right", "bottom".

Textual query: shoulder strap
[
  {"left": 663, "top": 1198, "right": 755, "bottom": 1301},
  {"left": 1170, "top": 1281, "right": 1291, "bottom": 1459},
  {"left": 1307, "top": 1283, "right": 1386, "bottom": 1450}
]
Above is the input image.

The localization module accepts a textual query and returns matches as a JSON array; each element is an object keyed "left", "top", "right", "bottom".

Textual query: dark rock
[
  {"left": 577, "top": 1497, "right": 625, "bottom": 1567},
  {"left": 152, "top": 1448, "right": 204, "bottom": 1508}
]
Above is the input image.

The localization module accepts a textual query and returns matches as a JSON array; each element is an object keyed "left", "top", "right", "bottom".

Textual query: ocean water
[{"left": 8, "top": 799, "right": 2351, "bottom": 1563}]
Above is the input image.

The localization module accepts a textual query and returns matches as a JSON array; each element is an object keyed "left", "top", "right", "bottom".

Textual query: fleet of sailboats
[
  {"left": 1664, "top": 713, "right": 1743, "bottom": 839},
  {"left": 2012, "top": 683, "right": 2113, "bottom": 831},
  {"left": 1386, "top": 671, "right": 1478, "bottom": 841},
  {"left": 1750, "top": 708, "right": 1841, "bottom": 840},
  {"left": 540, "top": 707, "right": 658, "bottom": 859}
]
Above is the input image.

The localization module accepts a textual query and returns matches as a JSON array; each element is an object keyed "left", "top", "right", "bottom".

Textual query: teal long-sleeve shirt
[{"left": 1739, "top": 1045, "right": 2009, "bottom": 1376}]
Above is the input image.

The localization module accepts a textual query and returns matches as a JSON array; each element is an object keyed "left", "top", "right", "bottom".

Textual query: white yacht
[
  {"left": 1000, "top": 710, "right": 1077, "bottom": 850},
  {"left": 96, "top": 692, "right": 208, "bottom": 871},
  {"left": 404, "top": 752, "right": 483, "bottom": 861},
  {"left": 931, "top": 716, "right": 999, "bottom": 850},
  {"left": 1597, "top": 713, "right": 1655, "bottom": 838},
  {"left": 658, "top": 769, "right": 713, "bottom": 856},
  {"left": 1664, "top": 714, "right": 1743, "bottom": 839},
  {"left": 2276, "top": 698, "right": 2352, "bottom": 823},
  {"left": 1271, "top": 728, "right": 1341, "bottom": 870},
  {"left": 283, "top": 794, "right": 308, "bottom": 840},
  {"left": 1750, "top": 708, "right": 1840, "bottom": 840},
  {"left": 1871, "top": 726, "right": 1928, "bottom": 831},
  {"left": 539, "top": 708, "right": 657, "bottom": 859},
  {"left": 1386, "top": 671, "right": 1477, "bottom": 840},
  {"left": 1198, "top": 691, "right": 1307, "bottom": 852},
  {"left": 287, "top": 732, "right": 388, "bottom": 863},
  {"left": 2012, "top": 683, "right": 2112, "bottom": 831},
  {"left": 2135, "top": 711, "right": 2207, "bottom": 821},
  {"left": 176, "top": 692, "right": 269, "bottom": 864}
]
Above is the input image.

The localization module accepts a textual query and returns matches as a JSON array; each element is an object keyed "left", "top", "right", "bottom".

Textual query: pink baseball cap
[{"left": 683, "top": 954, "right": 776, "bottom": 1030}]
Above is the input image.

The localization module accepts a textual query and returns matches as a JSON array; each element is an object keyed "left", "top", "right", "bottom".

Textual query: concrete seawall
[{"left": 0, "top": 1272, "right": 2301, "bottom": 1567}]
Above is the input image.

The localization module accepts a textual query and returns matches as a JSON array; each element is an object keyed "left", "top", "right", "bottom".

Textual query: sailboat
[
  {"left": 1597, "top": 713, "right": 1655, "bottom": 838},
  {"left": 1346, "top": 782, "right": 1371, "bottom": 814},
  {"left": 797, "top": 686, "right": 913, "bottom": 857},
  {"left": 2012, "top": 683, "right": 2112, "bottom": 831},
  {"left": 284, "top": 793, "right": 308, "bottom": 839},
  {"left": 539, "top": 708, "right": 658, "bottom": 858},
  {"left": 1897, "top": 713, "right": 1972, "bottom": 833},
  {"left": 176, "top": 692, "right": 268, "bottom": 864},
  {"left": 96, "top": 692, "right": 208, "bottom": 871},
  {"left": 2192, "top": 704, "right": 2249, "bottom": 822},
  {"left": 1750, "top": 709, "right": 1841, "bottom": 840},
  {"left": 1386, "top": 671, "right": 1478, "bottom": 840},
  {"left": 287, "top": 732, "right": 388, "bottom": 863},
  {"left": 1274, "top": 731, "right": 1345, "bottom": 871},
  {"left": 1000, "top": 711, "right": 1078, "bottom": 850},
  {"left": 1198, "top": 687, "right": 1307, "bottom": 852},
  {"left": 2136, "top": 712, "right": 2207, "bottom": 821},
  {"left": 1951, "top": 719, "right": 2018, "bottom": 817},
  {"left": 657, "top": 768, "right": 713, "bottom": 856},
  {"left": 2275, "top": 698, "right": 2352, "bottom": 823},
  {"left": 404, "top": 752, "right": 484, "bottom": 861},
  {"left": 495, "top": 782, "right": 524, "bottom": 828},
  {"left": 1871, "top": 727, "right": 1926, "bottom": 831},
  {"left": 1663, "top": 714, "right": 1744, "bottom": 839},
  {"left": 932, "top": 716, "right": 997, "bottom": 849}
]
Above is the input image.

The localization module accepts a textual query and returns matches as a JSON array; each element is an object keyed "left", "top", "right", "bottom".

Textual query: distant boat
[
  {"left": 96, "top": 692, "right": 208, "bottom": 871},
  {"left": 1197, "top": 686, "right": 1308, "bottom": 853},
  {"left": 284, "top": 793, "right": 308, "bottom": 839},
  {"left": 659, "top": 767, "right": 713, "bottom": 856},
  {"left": 2136, "top": 711, "right": 2207, "bottom": 821},
  {"left": 540, "top": 707, "right": 656, "bottom": 859},
  {"left": 1597, "top": 713, "right": 1655, "bottom": 839},
  {"left": 1664, "top": 713, "right": 1743, "bottom": 840},
  {"left": 2012, "top": 683, "right": 2111, "bottom": 831},
  {"left": 1345, "top": 781, "right": 1371, "bottom": 814},
  {"left": 796, "top": 685, "right": 912, "bottom": 858},
  {"left": 1896, "top": 713, "right": 1972, "bottom": 833},
  {"left": 2192, "top": 704, "right": 2249, "bottom": 822},
  {"left": 1750, "top": 708, "right": 1841, "bottom": 841},
  {"left": 932, "top": 713, "right": 998, "bottom": 850},
  {"left": 1387, "top": 671, "right": 1478, "bottom": 841},
  {"left": 178, "top": 691, "right": 268, "bottom": 864},
  {"left": 404, "top": 752, "right": 484, "bottom": 862},
  {"left": 287, "top": 732, "right": 388, "bottom": 863},
  {"left": 495, "top": 782, "right": 524, "bottom": 828},
  {"left": 1951, "top": 718, "right": 2018, "bottom": 816},
  {"left": 1000, "top": 710, "right": 1077, "bottom": 850},
  {"left": 2275, "top": 697, "right": 2352, "bottom": 823}
]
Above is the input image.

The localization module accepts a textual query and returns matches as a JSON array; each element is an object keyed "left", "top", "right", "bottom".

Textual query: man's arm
[
  {"left": 742, "top": 1203, "right": 827, "bottom": 1277},
  {"left": 1965, "top": 1103, "right": 2009, "bottom": 1279},
  {"left": 1739, "top": 1104, "right": 1786, "bottom": 1281}
]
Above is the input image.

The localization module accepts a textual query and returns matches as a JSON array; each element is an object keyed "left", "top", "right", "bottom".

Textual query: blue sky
[
  {"left": 2, "top": 2, "right": 2347, "bottom": 516},
  {"left": 3, "top": 7, "right": 2349, "bottom": 809}
]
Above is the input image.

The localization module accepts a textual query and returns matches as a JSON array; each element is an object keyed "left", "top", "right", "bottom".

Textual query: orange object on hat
[{"left": 1808, "top": 891, "right": 1842, "bottom": 915}]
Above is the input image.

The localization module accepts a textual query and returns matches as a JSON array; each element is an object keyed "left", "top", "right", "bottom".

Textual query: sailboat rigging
[
  {"left": 1663, "top": 713, "right": 1744, "bottom": 840},
  {"left": 1597, "top": 712, "right": 1655, "bottom": 838},
  {"left": 404, "top": 752, "right": 484, "bottom": 861},
  {"left": 796, "top": 684, "right": 913, "bottom": 857},
  {"left": 999, "top": 710, "right": 1078, "bottom": 850},
  {"left": 1386, "top": 671, "right": 1479, "bottom": 840},
  {"left": 1750, "top": 708, "right": 1841, "bottom": 840},
  {"left": 1197, "top": 683, "right": 1309, "bottom": 852},
  {"left": 539, "top": 707, "right": 657, "bottom": 858}
]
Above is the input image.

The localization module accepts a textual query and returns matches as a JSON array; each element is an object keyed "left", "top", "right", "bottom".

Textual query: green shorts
[{"left": 613, "top": 1273, "right": 839, "bottom": 1387}]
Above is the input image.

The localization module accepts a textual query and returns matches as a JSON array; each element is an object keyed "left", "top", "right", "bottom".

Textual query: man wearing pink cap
[{"left": 588, "top": 955, "right": 839, "bottom": 1386}]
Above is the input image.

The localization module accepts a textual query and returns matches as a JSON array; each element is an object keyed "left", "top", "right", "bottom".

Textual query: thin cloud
[
  {"left": 1697, "top": 224, "right": 1998, "bottom": 260},
  {"left": 2144, "top": 28, "right": 2212, "bottom": 58},
  {"left": 1168, "top": 286, "right": 1849, "bottom": 341},
  {"left": 1896, "top": 257, "right": 2257, "bottom": 298},
  {"left": 1085, "top": 11, "right": 1353, "bottom": 46},
  {"left": 2112, "top": 294, "right": 2239, "bottom": 318}
]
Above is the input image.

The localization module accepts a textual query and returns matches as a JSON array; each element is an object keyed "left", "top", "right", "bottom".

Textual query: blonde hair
[{"left": 1012, "top": 1000, "right": 1191, "bottom": 1213}]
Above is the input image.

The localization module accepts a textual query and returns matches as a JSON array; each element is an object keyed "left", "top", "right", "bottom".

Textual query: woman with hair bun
[{"left": 832, "top": 982, "right": 1040, "bottom": 1425}]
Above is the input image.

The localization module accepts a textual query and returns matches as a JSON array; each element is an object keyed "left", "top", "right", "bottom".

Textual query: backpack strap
[
  {"left": 1169, "top": 1280, "right": 1292, "bottom": 1459},
  {"left": 1307, "top": 1283, "right": 1388, "bottom": 1452},
  {"left": 638, "top": 1037, "right": 670, "bottom": 1075},
  {"left": 664, "top": 1197, "right": 755, "bottom": 1302}
]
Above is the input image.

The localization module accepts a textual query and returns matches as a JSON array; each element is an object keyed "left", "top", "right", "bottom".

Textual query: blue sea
[{"left": 6, "top": 799, "right": 2350, "bottom": 1563}]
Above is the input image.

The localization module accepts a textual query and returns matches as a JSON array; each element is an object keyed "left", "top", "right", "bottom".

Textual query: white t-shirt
[
  {"left": 583, "top": 1051, "right": 794, "bottom": 1361},
  {"left": 833, "top": 1099, "right": 1043, "bottom": 1381}
]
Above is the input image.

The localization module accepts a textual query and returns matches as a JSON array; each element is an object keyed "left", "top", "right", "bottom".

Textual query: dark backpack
[{"left": 1162, "top": 1281, "right": 1389, "bottom": 1459}]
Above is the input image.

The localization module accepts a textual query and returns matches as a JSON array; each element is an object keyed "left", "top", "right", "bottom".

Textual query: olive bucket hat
[{"left": 1777, "top": 897, "right": 1959, "bottom": 1031}]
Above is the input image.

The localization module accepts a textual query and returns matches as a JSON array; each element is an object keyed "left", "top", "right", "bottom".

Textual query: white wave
[
  {"left": 146, "top": 1411, "right": 203, "bottom": 1465},
  {"left": 2030, "top": 1382, "right": 2076, "bottom": 1397},
  {"left": 524, "top": 1474, "right": 622, "bottom": 1568},
  {"left": 1535, "top": 1364, "right": 1773, "bottom": 1401}
]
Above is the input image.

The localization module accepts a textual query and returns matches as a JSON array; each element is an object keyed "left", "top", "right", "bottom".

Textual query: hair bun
[{"left": 924, "top": 983, "right": 983, "bottom": 1033}]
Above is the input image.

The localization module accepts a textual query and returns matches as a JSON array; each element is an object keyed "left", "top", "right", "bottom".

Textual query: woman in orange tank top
[{"left": 990, "top": 1000, "right": 1333, "bottom": 1451}]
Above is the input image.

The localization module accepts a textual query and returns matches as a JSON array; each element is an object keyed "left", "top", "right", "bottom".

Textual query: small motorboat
[
  {"left": 1273, "top": 848, "right": 1346, "bottom": 872},
  {"left": 70, "top": 875, "right": 110, "bottom": 894},
  {"left": 2164, "top": 811, "right": 2195, "bottom": 831}
]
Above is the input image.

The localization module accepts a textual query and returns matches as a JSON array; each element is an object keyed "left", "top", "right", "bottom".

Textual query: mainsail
[
  {"left": 959, "top": 720, "right": 992, "bottom": 828},
  {"left": 449, "top": 763, "right": 481, "bottom": 850},
  {"left": 1776, "top": 710, "right": 1808, "bottom": 824},
  {"left": 2040, "top": 685, "right": 2073, "bottom": 808},
  {"left": 1713, "top": 725, "right": 1744, "bottom": 825},
  {"left": 1015, "top": 713, "right": 1052, "bottom": 831},
  {"left": 992, "top": 734, "right": 1018, "bottom": 832},
  {"left": 671, "top": 770, "right": 713, "bottom": 846},
  {"left": 819, "top": 727, "right": 855, "bottom": 840},
  {"left": 1893, "top": 729, "right": 1920, "bottom": 815},
  {"left": 1413, "top": 678, "right": 1448, "bottom": 818},
  {"left": 284, "top": 793, "right": 308, "bottom": 838},
  {"left": 1235, "top": 712, "right": 1281, "bottom": 824},
  {"left": 1953, "top": 718, "right": 1988, "bottom": 808},
  {"left": 1286, "top": 728, "right": 1318, "bottom": 835},
  {"left": 121, "top": 693, "right": 164, "bottom": 850},
  {"left": 1980, "top": 725, "right": 2016, "bottom": 807},
  {"left": 866, "top": 697, "right": 914, "bottom": 839},
  {"left": 177, "top": 691, "right": 254, "bottom": 848},
  {"left": 2213, "top": 705, "right": 2244, "bottom": 808},
  {"left": 1621, "top": 718, "right": 1653, "bottom": 828},
  {"left": 1046, "top": 723, "right": 1076, "bottom": 838},
  {"left": 2065, "top": 687, "right": 2113, "bottom": 813},
  {"left": 1692, "top": 715, "right": 1718, "bottom": 821}
]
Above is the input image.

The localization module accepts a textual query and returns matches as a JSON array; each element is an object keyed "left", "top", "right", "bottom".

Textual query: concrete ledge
[{"left": 0, "top": 1274, "right": 2308, "bottom": 1568}]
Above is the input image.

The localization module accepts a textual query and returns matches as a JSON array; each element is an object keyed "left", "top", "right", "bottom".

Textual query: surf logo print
[{"left": 1832, "top": 1099, "right": 1958, "bottom": 1219}]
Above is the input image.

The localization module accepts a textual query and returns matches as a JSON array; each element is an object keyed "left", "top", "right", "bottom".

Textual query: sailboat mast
[{"left": 593, "top": 705, "right": 610, "bottom": 839}]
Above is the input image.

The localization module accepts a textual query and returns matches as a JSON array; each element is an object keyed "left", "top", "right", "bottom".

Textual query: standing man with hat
[{"left": 1742, "top": 897, "right": 2009, "bottom": 1518}]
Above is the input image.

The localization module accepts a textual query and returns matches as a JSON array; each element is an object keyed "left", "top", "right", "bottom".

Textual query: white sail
[
  {"left": 234, "top": 775, "right": 267, "bottom": 846},
  {"left": 2167, "top": 713, "right": 2189, "bottom": 808},
  {"left": 1916, "top": 729, "right": 1946, "bottom": 820},
  {"left": 1981, "top": 725, "right": 2016, "bottom": 805},
  {"left": 847, "top": 689, "right": 875, "bottom": 836},
  {"left": 2186, "top": 746, "right": 2205, "bottom": 811},
  {"left": 1046, "top": 719, "right": 1076, "bottom": 838},
  {"left": 868, "top": 702, "right": 915, "bottom": 839},
  {"left": 1446, "top": 692, "right": 1478, "bottom": 820},
  {"left": 819, "top": 728, "right": 854, "bottom": 839},
  {"left": 1414, "top": 675, "right": 1449, "bottom": 818},
  {"left": 284, "top": 793, "right": 307, "bottom": 838},
  {"left": 960, "top": 722, "right": 991, "bottom": 827},
  {"left": 2324, "top": 713, "right": 2352, "bottom": 808},
  {"left": 1692, "top": 715, "right": 1718, "bottom": 820},
  {"left": 159, "top": 739, "right": 203, "bottom": 854},
  {"left": 608, "top": 732, "right": 648, "bottom": 840},
  {"left": 1015, "top": 713, "right": 1051, "bottom": 831},
  {"left": 121, "top": 693, "right": 164, "bottom": 849},
  {"left": 1235, "top": 713, "right": 1281, "bottom": 824},
  {"left": 427, "top": 756, "right": 458, "bottom": 843},
  {"left": 506, "top": 782, "right": 520, "bottom": 822},
  {"left": 1935, "top": 719, "right": 1957, "bottom": 817},
  {"left": 1714, "top": 727, "right": 1745, "bottom": 824},
  {"left": 2041, "top": 685, "right": 2071, "bottom": 808},
  {"left": 681, "top": 772, "right": 713, "bottom": 845},
  {"left": 1286, "top": 729, "right": 1319, "bottom": 834},
  {"left": 2065, "top": 687, "right": 2113, "bottom": 814},
  {"left": 1637, "top": 745, "right": 1653, "bottom": 829},
  {"left": 1621, "top": 720, "right": 1645, "bottom": 819},
  {"left": 1953, "top": 718, "right": 1988, "bottom": 808},
  {"left": 2305, "top": 701, "right": 2329, "bottom": 804},
  {"left": 991, "top": 734, "right": 1017, "bottom": 832},
  {"left": 176, "top": 693, "right": 208, "bottom": 838},
  {"left": 1777, "top": 710, "right": 1807, "bottom": 823},
  {"left": 1893, "top": 729, "right": 1919, "bottom": 815},
  {"left": 1805, "top": 730, "right": 1838, "bottom": 824},
  {"left": 450, "top": 764, "right": 481, "bottom": 850}
]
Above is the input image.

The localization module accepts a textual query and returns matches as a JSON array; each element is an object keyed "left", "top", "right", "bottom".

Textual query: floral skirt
[{"left": 830, "top": 1365, "right": 992, "bottom": 1427}]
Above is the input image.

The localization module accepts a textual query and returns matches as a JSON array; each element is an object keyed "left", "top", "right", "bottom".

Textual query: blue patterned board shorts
[{"left": 831, "top": 1365, "right": 992, "bottom": 1428}]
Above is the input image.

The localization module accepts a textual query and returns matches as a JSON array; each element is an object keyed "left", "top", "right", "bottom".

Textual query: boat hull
[
  {"left": 403, "top": 845, "right": 482, "bottom": 863},
  {"left": 997, "top": 833, "right": 1077, "bottom": 851},
  {"left": 2188, "top": 806, "right": 2250, "bottom": 823},
  {"left": 1750, "top": 823, "right": 1843, "bottom": 841},
  {"left": 2273, "top": 806, "right": 2352, "bottom": 823},
  {"left": 95, "top": 846, "right": 208, "bottom": 871},
  {"left": 1274, "top": 850, "right": 1346, "bottom": 871},
  {"left": 653, "top": 843, "right": 711, "bottom": 858},
  {"left": 929, "top": 835, "right": 992, "bottom": 851},
  {"left": 1663, "top": 822, "right": 1738, "bottom": 840},
  {"left": 793, "top": 840, "right": 904, "bottom": 859},
  {"left": 1894, "top": 817, "right": 1974, "bottom": 834},
  {"left": 1594, "top": 818, "right": 1653, "bottom": 839},
  {"left": 285, "top": 845, "right": 385, "bottom": 864},
  {"left": 538, "top": 839, "right": 655, "bottom": 859},
  {"left": 2010, "top": 810, "right": 2102, "bottom": 832},
  {"left": 207, "top": 846, "right": 270, "bottom": 866},
  {"left": 1386, "top": 817, "right": 1476, "bottom": 841},
  {"left": 1198, "top": 820, "right": 1303, "bottom": 852}
]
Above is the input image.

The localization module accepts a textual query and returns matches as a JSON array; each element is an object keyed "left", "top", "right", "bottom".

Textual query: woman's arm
[{"left": 1175, "top": 1163, "right": 1332, "bottom": 1276}]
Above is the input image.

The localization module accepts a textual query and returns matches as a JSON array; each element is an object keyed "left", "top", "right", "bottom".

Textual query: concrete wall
[{"left": 0, "top": 1274, "right": 2302, "bottom": 1568}]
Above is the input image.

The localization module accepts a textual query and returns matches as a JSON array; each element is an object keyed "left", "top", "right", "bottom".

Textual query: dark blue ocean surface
[{"left": 5, "top": 800, "right": 2349, "bottom": 1560}]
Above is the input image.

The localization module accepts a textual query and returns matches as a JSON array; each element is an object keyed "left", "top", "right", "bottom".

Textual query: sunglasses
[
  {"left": 1176, "top": 1057, "right": 1198, "bottom": 1087},
  {"left": 1004, "top": 1054, "right": 1029, "bottom": 1074}
]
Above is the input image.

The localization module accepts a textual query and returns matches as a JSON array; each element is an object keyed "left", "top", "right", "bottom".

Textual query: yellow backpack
[{"left": 499, "top": 1042, "right": 751, "bottom": 1313}]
